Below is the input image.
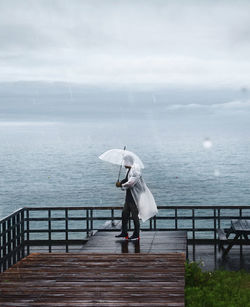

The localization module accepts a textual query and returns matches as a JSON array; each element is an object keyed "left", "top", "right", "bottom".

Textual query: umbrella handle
[{"left": 117, "top": 145, "right": 126, "bottom": 182}]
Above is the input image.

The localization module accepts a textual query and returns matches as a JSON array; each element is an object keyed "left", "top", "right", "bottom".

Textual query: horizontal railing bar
[
  {"left": 24, "top": 205, "right": 250, "bottom": 210},
  {"left": 144, "top": 216, "right": 250, "bottom": 220},
  {"left": 23, "top": 216, "right": 250, "bottom": 223},
  {"left": 25, "top": 216, "right": 121, "bottom": 222},
  {"left": 25, "top": 206, "right": 124, "bottom": 211},
  {"left": 187, "top": 239, "right": 250, "bottom": 244},
  {"left": 21, "top": 239, "right": 250, "bottom": 246}
]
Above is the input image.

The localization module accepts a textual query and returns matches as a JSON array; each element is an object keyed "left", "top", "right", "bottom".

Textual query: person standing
[{"left": 115, "top": 155, "right": 158, "bottom": 240}]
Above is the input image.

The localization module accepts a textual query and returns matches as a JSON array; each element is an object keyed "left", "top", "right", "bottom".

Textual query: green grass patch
[{"left": 185, "top": 261, "right": 250, "bottom": 307}]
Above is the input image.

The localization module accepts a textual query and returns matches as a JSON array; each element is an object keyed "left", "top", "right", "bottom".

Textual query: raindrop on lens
[
  {"left": 203, "top": 138, "right": 213, "bottom": 149},
  {"left": 214, "top": 170, "right": 220, "bottom": 177}
]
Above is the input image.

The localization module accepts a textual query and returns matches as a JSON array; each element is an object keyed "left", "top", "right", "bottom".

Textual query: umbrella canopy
[{"left": 99, "top": 149, "right": 144, "bottom": 169}]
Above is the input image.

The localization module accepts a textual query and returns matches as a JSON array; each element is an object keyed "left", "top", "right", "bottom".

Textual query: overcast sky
[{"left": 0, "top": 0, "right": 250, "bottom": 89}]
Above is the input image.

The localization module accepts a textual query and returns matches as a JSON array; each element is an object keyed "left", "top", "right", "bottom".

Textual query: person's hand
[{"left": 116, "top": 181, "right": 122, "bottom": 187}]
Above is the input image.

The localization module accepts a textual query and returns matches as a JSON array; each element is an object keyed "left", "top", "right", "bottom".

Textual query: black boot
[
  {"left": 115, "top": 233, "right": 128, "bottom": 239},
  {"left": 129, "top": 234, "right": 140, "bottom": 240}
]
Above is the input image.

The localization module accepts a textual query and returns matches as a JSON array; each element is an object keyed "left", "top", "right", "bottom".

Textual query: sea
[{"left": 1, "top": 85, "right": 250, "bottom": 220}]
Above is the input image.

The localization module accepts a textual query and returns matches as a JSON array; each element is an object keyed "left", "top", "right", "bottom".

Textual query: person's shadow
[{"left": 120, "top": 240, "right": 140, "bottom": 253}]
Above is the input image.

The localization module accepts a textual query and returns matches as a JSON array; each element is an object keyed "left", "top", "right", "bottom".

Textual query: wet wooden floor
[
  {"left": 80, "top": 231, "right": 187, "bottom": 254},
  {"left": 0, "top": 231, "right": 186, "bottom": 306}
]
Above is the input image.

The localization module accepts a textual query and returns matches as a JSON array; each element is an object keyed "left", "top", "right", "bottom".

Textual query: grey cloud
[{"left": 1, "top": 0, "right": 250, "bottom": 87}]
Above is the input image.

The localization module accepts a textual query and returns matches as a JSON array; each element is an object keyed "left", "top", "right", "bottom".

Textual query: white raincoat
[{"left": 121, "top": 165, "right": 158, "bottom": 222}]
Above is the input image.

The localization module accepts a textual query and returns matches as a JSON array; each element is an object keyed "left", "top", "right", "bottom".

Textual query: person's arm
[
  {"left": 120, "top": 178, "right": 127, "bottom": 185},
  {"left": 122, "top": 171, "right": 140, "bottom": 189}
]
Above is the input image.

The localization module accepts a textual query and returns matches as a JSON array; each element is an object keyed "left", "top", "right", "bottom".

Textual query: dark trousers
[{"left": 121, "top": 201, "right": 140, "bottom": 236}]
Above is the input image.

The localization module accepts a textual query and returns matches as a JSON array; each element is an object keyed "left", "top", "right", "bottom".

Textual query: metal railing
[
  {"left": 0, "top": 208, "right": 26, "bottom": 272},
  {"left": 1, "top": 205, "right": 250, "bottom": 272}
]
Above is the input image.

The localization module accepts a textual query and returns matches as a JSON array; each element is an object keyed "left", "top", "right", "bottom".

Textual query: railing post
[
  {"left": 111, "top": 209, "right": 114, "bottom": 226},
  {"left": 218, "top": 208, "right": 221, "bottom": 230},
  {"left": 86, "top": 209, "right": 89, "bottom": 237},
  {"left": 153, "top": 215, "right": 156, "bottom": 230},
  {"left": 213, "top": 209, "right": 217, "bottom": 242},
  {"left": 7, "top": 219, "right": 12, "bottom": 268},
  {"left": 48, "top": 209, "right": 52, "bottom": 252},
  {"left": 213, "top": 209, "right": 217, "bottom": 258},
  {"left": 21, "top": 210, "right": 25, "bottom": 258},
  {"left": 192, "top": 208, "right": 195, "bottom": 261},
  {"left": 2, "top": 221, "right": 7, "bottom": 271},
  {"left": 26, "top": 209, "right": 30, "bottom": 255},
  {"left": 192, "top": 209, "right": 195, "bottom": 241},
  {"left": 175, "top": 208, "right": 178, "bottom": 230},
  {"left": 16, "top": 212, "right": 21, "bottom": 261},
  {"left": 90, "top": 209, "right": 93, "bottom": 233},
  {"left": 150, "top": 218, "right": 152, "bottom": 230},
  {"left": 65, "top": 209, "right": 69, "bottom": 253},
  {"left": 240, "top": 208, "right": 243, "bottom": 254},
  {"left": 12, "top": 215, "right": 16, "bottom": 265}
]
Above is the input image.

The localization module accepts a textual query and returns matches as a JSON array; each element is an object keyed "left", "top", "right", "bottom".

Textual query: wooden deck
[
  {"left": 0, "top": 253, "right": 185, "bottom": 306},
  {"left": 0, "top": 231, "right": 186, "bottom": 306}
]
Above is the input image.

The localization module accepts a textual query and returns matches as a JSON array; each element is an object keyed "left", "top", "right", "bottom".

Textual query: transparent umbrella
[{"left": 99, "top": 147, "right": 144, "bottom": 181}]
